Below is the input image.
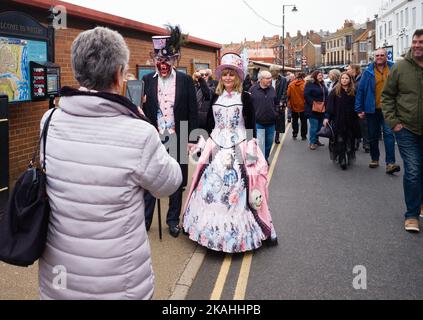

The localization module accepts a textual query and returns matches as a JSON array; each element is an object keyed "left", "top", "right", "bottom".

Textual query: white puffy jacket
[{"left": 38, "top": 93, "right": 182, "bottom": 300}]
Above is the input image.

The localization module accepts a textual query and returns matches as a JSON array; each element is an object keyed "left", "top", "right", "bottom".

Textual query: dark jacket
[
  {"left": 355, "top": 61, "right": 394, "bottom": 114},
  {"left": 274, "top": 75, "right": 288, "bottom": 107},
  {"left": 249, "top": 84, "right": 278, "bottom": 125},
  {"left": 206, "top": 91, "right": 257, "bottom": 139},
  {"left": 142, "top": 71, "right": 198, "bottom": 186},
  {"left": 326, "top": 89, "right": 361, "bottom": 139},
  {"left": 382, "top": 50, "right": 423, "bottom": 136},
  {"left": 195, "top": 77, "right": 212, "bottom": 129},
  {"left": 304, "top": 79, "right": 328, "bottom": 119}
]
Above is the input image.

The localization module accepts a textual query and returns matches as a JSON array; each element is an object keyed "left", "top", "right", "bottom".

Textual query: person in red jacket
[{"left": 287, "top": 72, "right": 307, "bottom": 140}]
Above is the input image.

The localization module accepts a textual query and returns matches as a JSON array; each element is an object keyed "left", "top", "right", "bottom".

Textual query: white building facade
[{"left": 376, "top": 0, "right": 423, "bottom": 60}]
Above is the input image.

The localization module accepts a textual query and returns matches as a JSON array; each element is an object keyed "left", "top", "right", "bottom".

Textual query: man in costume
[{"left": 142, "top": 25, "right": 198, "bottom": 238}]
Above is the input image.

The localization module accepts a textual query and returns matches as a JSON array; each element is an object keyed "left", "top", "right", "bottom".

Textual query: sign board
[
  {"left": 0, "top": 37, "right": 47, "bottom": 102},
  {"left": 0, "top": 11, "right": 51, "bottom": 103},
  {"left": 122, "top": 80, "right": 144, "bottom": 107},
  {"left": 0, "top": 95, "right": 9, "bottom": 209},
  {"left": 384, "top": 46, "right": 394, "bottom": 62},
  {"left": 29, "top": 61, "right": 61, "bottom": 101},
  {"left": 30, "top": 63, "right": 47, "bottom": 99}
]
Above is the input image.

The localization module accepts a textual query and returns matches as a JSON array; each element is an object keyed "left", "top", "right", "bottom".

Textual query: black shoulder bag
[{"left": 0, "top": 108, "right": 57, "bottom": 267}]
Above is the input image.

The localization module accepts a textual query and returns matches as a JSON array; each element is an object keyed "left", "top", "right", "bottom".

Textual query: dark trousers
[
  {"left": 292, "top": 112, "right": 308, "bottom": 138},
  {"left": 275, "top": 112, "right": 286, "bottom": 134},
  {"left": 358, "top": 118, "right": 369, "bottom": 148},
  {"left": 144, "top": 187, "right": 184, "bottom": 229},
  {"left": 366, "top": 110, "right": 396, "bottom": 164}
]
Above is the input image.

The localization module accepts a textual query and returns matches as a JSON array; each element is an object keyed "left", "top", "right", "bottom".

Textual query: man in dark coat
[
  {"left": 142, "top": 26, "right": 198, "bottom": 238},
  {"left": 270, "top": 65, "right": 288, "bottom": 144}
]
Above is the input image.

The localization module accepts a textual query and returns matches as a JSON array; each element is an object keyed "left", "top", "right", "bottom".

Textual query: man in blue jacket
[{"left": 355, "top": 48, "right": 400, "bottom": 174}]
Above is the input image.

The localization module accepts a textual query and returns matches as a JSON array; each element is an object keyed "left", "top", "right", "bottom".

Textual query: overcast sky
[{"left": 63, "top": 0, "right": 383, "bottom": 44}]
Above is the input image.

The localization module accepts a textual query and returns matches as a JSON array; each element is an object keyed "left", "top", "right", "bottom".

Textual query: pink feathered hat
[{"left": 215, "top": 52, "right": 245, "bottom": 81}]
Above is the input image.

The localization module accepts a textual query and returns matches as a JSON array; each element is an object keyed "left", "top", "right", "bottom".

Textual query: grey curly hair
[{"left": 71, "top": 27, "right": 130, "bottom": 91}]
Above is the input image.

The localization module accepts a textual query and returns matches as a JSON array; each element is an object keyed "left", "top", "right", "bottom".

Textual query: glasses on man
[
  {"left": 375, "top": 54, "right": 386, "bottom": 57},
  {"left": 200, "top": 73, "right": 208, "bottom": 77}
]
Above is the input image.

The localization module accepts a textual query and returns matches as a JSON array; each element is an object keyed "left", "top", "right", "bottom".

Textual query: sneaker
[
  {"left": 316, "top": 141, "right": 325, "bottom": 147},
  {"left": 386, "top": 164, "right": 401, "bottom": 175},
  {"left": 301, "top": 137, "right": 307, "bottom": 141},
  {"left": 405, "top": 219, "right": 420, "bottom": 233},
  {"left": 369, "top": 160, "right": 379, "bottom": 169},
  {"left": 309, "top": 144, "right": 317, "bottom": 150}
]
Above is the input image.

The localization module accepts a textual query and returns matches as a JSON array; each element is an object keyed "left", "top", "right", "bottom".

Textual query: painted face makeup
[{"left": 155, "top": 56, "right": 176, "bottom": 78}]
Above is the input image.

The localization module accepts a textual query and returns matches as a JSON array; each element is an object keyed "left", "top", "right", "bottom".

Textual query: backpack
[{"left": 0, "top": 108, "right": 56, "bottom": 267}]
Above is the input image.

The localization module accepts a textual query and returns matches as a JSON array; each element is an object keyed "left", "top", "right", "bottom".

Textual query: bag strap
[
  {"left": 320, "top": 84, "right": 326, "bottom": 104},
  {"left": 30, "top": 108, "right": 57, "bottom": 170}
]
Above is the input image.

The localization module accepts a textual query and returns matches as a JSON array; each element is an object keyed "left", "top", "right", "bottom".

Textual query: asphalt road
[{"left": 187, "top": 129, "right": 423, "bottom": 300}]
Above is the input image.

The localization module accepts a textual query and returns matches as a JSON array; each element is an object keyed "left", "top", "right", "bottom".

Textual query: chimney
[
  {"left": 344, "top": 20, "right": 354, "bottom": 28},
  {"left": 366, "top": 19, "right": 376, "bottom": 30}
]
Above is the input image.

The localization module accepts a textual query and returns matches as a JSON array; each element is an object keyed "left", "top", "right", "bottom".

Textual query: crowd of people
[{"left": 34, "top": 25, "right": 422, "bottom": 299}]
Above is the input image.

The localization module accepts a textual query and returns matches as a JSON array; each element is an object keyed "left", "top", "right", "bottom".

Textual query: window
[
  {"left": 137, "top": 65, "right": 156, "bottom": 80},
  {"left": 389, "top": 21, "right": 393, "bottom": 36},
  {"left": 384, "top": 23, "right": 387, "bottom": 39},
  {"left": 380, "top": 25, "right": 383, "bottom": 40},
  {"left": 405, "top": 7, "right": 409, "bottom": 27},
  {"left": 360, "top": 42, "right": 367, "bottom": 52},
  {"left": 412, "top": 7, "right": 416, "bottom": 28},
  {"left": 400, "top": 10, "right": 404, "bottom": 28},
  {"left": 396, "top": 12, "right": 399, "bottom": 31}
]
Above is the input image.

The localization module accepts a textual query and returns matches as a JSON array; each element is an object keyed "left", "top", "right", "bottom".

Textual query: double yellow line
[{"left": 210, "top": 124, "right": 291, "bottom": 300}]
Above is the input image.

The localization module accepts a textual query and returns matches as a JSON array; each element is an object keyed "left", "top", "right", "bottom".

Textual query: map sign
[{"left": 0, "top": 36, "right": 47, "bottom": 102}]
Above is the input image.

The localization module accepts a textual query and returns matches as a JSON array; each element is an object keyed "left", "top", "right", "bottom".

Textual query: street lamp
[{"left": 282, "top": 4, "right": 298, "bottom": 73}]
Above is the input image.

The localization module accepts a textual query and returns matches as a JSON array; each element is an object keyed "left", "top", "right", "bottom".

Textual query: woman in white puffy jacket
[{"left": 38, "top": 27, "right": 182, "bottom": 300}]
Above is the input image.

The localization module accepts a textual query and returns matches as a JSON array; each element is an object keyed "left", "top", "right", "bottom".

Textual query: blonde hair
[
  {"left": 329, "top": 69, "right": 341, "bottom": 81},
  {"left": 216, "top": 69, "right": 243, "bottom": 96},
  {"left": 334, "top": 72, "right": 355, "bottom": 97}
]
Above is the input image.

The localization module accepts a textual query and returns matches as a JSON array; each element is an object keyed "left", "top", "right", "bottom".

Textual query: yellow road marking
[
  {"left": 210, "top": 255, "right": 232, "bottom": 300},
  {"left": 233, "top": 252, "right": 253, "bottom": 300},
  {"left": 209, "top": 124, "right": 291, "bottom": 300},
  {"left": 233, "top": 124, "right": 291, "bottom": 300}
]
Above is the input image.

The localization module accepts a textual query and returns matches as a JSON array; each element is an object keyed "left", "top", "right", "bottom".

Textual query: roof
[{"left": 9, "top": 0, "right": 221, "bottom": 49}]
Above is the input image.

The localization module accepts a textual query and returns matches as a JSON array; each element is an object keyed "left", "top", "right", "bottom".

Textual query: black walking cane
[{"left": 157, "top": 198, "right": 163, "bottom": 241}]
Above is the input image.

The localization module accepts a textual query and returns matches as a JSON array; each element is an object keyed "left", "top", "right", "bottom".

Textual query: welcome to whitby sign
[{"left": 0, "top": 11, "right": 48, "bottom": 40}]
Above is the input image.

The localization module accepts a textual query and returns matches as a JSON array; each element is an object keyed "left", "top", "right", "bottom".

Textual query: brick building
[
  {"left": 222, "top": 35, "right": 281, "bottom": 64},
  {"left": 0, "top": 0, "right": 221, "bottom": 192},
  {"left": 284, "top": 30, "right": 323, "bottom": 68},
  {"left": 321, "top": 20, "right": 374, "bottom": 67},
  {"left": 352, "top": 20, "right": 376, "bottom": 65}
]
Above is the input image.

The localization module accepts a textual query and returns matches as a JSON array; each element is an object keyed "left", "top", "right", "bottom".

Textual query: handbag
[
  {"left": 312, "top": 84, "right": 326, "bottom": 113},
  {"left": 317, "top": 123, "right": 334, "bottom": 139},
  {"left": 0, "top": 108, "right": 57, "bottom": 267}
]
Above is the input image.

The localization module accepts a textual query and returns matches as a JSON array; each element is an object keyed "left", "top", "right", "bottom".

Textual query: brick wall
[{"left": 3, "top": 4, "right": 219, "bottom": 185}]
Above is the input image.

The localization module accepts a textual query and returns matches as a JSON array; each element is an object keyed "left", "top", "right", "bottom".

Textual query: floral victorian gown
[{"left": 183, "top": 91, "right": 277, "bottom": 253}]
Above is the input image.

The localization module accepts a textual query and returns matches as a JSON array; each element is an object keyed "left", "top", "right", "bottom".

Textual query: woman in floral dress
[{"left": 182, "top": 53, "right": 278, "bottom": 253}]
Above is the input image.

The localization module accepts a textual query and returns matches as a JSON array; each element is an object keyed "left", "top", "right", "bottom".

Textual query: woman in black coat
[
  {"left": 304, "top": 70, "right": 329, "bottom": 150},
  {"left": 324, "top": 72, "right": 361, "bottom": 170}
]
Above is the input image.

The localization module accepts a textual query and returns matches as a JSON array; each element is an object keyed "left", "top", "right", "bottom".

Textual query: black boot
[{"left": 275, "top": 133, "right": 281, "bottom": 145}]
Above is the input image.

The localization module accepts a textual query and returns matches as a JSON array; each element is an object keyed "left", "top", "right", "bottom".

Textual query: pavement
[
  {"left": 186, "top": 128, "right": 423, "bottom": 300},
  {"left": 0, "top": 164, "right": 203, "bottom": 300}
]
